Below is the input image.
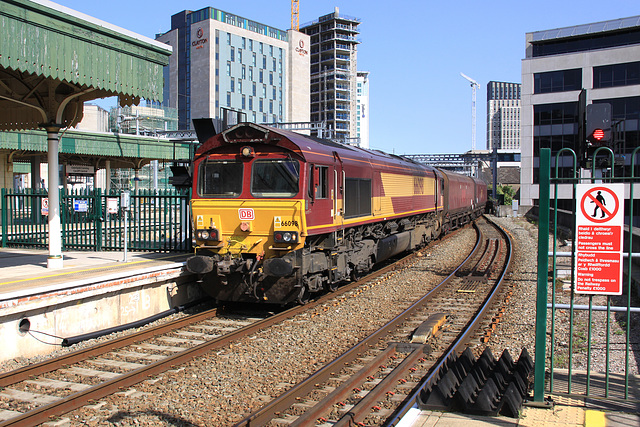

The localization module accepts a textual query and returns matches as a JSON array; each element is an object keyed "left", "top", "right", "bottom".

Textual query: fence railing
[
  {"left": 535, "top": 146, "right": 638, "bottom": 404},
  {"left": 1, "top": 188, "right": 192, "bottom": 252}
]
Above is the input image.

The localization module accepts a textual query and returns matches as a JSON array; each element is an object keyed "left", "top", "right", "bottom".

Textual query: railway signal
[{"left": 586, "top": 103, "right": 611, "bottom": 146}]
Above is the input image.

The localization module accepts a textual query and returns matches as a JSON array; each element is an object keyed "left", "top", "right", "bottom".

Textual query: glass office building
[
  {"left": 157, "top": 8, "right": 310, "bottom": 131},
  {"left": 520, "top": 16, "right": 640, "bottom": 211}
]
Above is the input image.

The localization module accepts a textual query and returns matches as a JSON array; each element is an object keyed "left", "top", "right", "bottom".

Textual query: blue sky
[{"left": 56, "top": 0, "right": 638, "bottom": 155}]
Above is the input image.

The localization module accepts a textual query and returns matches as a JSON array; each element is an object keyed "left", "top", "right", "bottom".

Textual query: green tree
[{"left": 497, "top": 185, "right": 515, "bottom": 205}]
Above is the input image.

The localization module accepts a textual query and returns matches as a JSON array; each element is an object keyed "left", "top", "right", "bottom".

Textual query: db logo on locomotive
[{"left": 238, "top": 208, "right": 255, "bottom": 220}]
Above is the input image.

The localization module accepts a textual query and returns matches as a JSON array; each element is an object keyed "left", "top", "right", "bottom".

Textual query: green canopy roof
[{"left": 0, "top": 0, "right": 172, "bottom": 130}]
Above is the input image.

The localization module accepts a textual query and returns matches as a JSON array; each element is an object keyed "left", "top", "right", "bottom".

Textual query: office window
[
  {"left": 263, "top": 55, "right": 267, "bottom": 69},
  {"left": 252, "top": 52, "right": 256, "bottom": 66},
  {"left": 273, "top": 87, "right": 276, "bottom": 99},
  {"left": 279, "top": 61, "right": 282, "bottom": 73},
  {"left": 238, "top": 49, "right": 242, "bottom": 63},
  {"left": 269, "top": 100, "right": 273, "bottom": 114},
  {"left": 249, "top": 39, "right": 253, "bottom": 51},
  {"left": 259, "top": 69, "right": 263, "bottom": 83},
  {"left": 249, "top": 97, "right": 253, "bottom": 110},
  {"left": 269, "top": 45, "right": 273, "bottom": 56},
  {"left": 226, "top": 62, "right": 231, "bottom": 76},
  {"left": 273, "top": 58, "right": 276, "bottom": 71},
  {"left": 259, "top": 42, "right": 263, "bottom": 54},
  {"left": 238, "top": 80, "right": 243, "bottom": 93},
  {"left": 227, "top": 92, "right": 231, "bottom": 107},
  {"left": 269, "top": 72, "right": 273, "bottom": 86},
  {"left": 252, "top": 82, "right": 256, "bottom": 96},
  {"left": 242, "top": 37, "right": 246, "bottom": 49},
  {"left": 249, "top": 67, "right": 253, "bottom": 81},
  {"left": 230, "top": 78, "right": 235, "bottom": 92},
  {"left": 230, "top": 47, "right": 235, "bottom": 62},
  {"left": 253, "top": 111, "right": 256, "bottom": 122},
  {"left": 227, "top": 33, "right": 231, "bottom": 45},
  {"left": 534, "top": 69, "right": 581, "bottom": 93},
  {"left": 242, "top": 95, "right": 246, "bottom": 109},
  {"left": 259, "top": 98, "right": 263, "bottom": 112},
  {"left": 262, "top": 84, "right": 266, "bottom": 97},
  {"left": 594, "top": 62, "right": 640, "bottom": 88},
  {"left": 242, "top": 65, "right": 246, "bottom": 79}
]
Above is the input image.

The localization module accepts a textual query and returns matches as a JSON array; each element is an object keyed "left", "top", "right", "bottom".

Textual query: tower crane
[
  {"left": 291, "top": 0, "right": 299, "bottom": 31},
  {"left": 460, "top": 72, "right": 479, "bottom": 151}
]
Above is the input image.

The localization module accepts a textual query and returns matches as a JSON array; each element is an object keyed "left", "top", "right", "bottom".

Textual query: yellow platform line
[
  {"left": 0, "top": 254, "right": 185, "bottom": 286},
  {"left": 585, "top": 410, "right": 607, "bottom": 427}
]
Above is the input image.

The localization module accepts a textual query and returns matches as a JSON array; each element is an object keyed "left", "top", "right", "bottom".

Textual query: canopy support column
[{"left": 43, "top": 125, "right": 64, "bottom": 269}]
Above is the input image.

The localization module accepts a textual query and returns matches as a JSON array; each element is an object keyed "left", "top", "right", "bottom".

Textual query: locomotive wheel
[
  {"left": 297, "top": 286, "right": 310, "bottom": 305},
  {"left": 325, "top": 281, "right": 338, "bottom": 292}
]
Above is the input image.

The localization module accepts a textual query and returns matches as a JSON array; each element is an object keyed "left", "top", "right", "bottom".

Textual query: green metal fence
[
  {"left": 535, "top": 147, "right": 638, "bottom": 404},
  {"left": 1, "top": 188, "right": 192, "bottom": 252}
]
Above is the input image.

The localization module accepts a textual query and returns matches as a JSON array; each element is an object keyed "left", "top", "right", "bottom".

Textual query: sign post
[{"left": 575, "top": 184, "right": 624, "bottom": 295}]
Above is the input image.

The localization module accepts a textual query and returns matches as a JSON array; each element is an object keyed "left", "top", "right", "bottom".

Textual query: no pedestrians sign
[{"left": 575, "top": 184, "right": 624, "bottom": 295}]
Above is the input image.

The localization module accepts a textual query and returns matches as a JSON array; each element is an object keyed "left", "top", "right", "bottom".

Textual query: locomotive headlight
[
  {"left": 196, "top": 228, "right": 219, "bottom": 242},
  {"left": 273, "top": 231, "right": 298, "bottom": 243}
]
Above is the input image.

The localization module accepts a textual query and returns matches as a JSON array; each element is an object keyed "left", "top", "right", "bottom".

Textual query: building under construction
[{"left": 301, "top": 8, "right": 360, "bottom": 144}]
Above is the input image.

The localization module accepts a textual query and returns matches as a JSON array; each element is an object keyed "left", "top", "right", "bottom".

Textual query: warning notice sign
[{"left": 575, "top": 184, "right": 624, "bottom": 295}]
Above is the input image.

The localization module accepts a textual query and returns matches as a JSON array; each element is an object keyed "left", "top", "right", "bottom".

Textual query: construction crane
[
  {"left": 291, "top": 0, "right": 299, "bottom": 31},
  {"left": 460, "top": 72, "right": 479, "bottom": 151}
]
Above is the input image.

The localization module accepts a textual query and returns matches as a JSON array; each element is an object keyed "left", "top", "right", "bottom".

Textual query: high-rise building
[
  {"left": 156, "top": 8, "right": 310, "bottom": 131},
  {"left": 520, "top": 15, "right": 640, "bottom": 212},
  {"left": 356, "top": 71, "right": 370, "bottom": 148},
  {"left": 486, "top": 81, "right": 521, "bottom": 151},
  {"left": 300, "top": 8, "right": 360, "bottom": 143}
]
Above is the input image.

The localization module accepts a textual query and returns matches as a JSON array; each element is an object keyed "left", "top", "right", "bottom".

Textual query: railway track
[
  {"left": 233, "top": 215, "right": 512, "bottom": 426},
  {"left": 0, "top": 218, "right": 503, "bottom": 426},
  {"left": 0, "top": 309, "right": 271, "bottom": 426}
]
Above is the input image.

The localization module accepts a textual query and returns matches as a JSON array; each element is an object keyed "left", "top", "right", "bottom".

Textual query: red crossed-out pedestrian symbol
[{"left": 580, "top": 186, "right": 619, "bottom": 223}]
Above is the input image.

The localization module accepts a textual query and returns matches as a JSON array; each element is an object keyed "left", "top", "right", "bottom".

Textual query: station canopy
[{"left": 0, "top": 0, "right": 172, "bottom": 130}]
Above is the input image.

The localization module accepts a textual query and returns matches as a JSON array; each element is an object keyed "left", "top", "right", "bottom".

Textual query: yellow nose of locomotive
[{"left": 191, "top": 200, "right": 304, "bottom": 257}]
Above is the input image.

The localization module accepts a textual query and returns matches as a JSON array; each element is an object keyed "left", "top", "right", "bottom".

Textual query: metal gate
[
  {"left": 1, "top": 188, "right": 192, "bottom": 252},
  {"left": 534, "top": 147, "right": 639, "bottom": 405}
]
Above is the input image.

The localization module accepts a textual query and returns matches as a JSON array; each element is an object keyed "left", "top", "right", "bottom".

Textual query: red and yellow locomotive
[{"left": 186, "top": 122, "right": 486, "bottom": 304}]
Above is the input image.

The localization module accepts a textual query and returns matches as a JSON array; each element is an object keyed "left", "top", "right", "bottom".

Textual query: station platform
[
  {"left": 0, "top": 247, "right": 200, "bottom": 363},
  {"left": 0, "top": 247, "right": 191, "bottom": 299}
]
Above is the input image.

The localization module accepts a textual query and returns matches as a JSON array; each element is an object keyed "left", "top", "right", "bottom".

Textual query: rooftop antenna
[{"left": 460, "top": 72, "right": 479, "bottom": 151}]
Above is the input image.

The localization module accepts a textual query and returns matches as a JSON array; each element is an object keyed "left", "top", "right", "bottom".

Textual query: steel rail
[
  {"left": 385, "top": 215, "right": 513, "bottom": 426},
  {"left": 233, "top": 222, "right": 484, "bottom": 427},
  {"left": 0, "top": 306, "right": 219, "bottom": 388}
]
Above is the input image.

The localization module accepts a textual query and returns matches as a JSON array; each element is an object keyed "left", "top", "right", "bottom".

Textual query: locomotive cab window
[
  {"left": 198, "top": 160, "right": 243, "bottom": 197},
  {"left": 317, "top": 166, "right": 328, "bottom": 199},
  {"left": 251, "top": 159, "right": 300, "bottom": 197}
]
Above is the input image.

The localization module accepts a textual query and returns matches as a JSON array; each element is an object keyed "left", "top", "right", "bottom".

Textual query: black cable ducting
[{"left": 61, "top": 298, "right": 210, "bottom": 347}]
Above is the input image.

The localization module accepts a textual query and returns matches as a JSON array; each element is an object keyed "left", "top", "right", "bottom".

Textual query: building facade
[
  {"left": 356, "top": 71, "right": 370, "bottom": 148},
  {"left": 520, "top": 16, "right": 640, "bottom": 211},
  {"left": 156, "top": 8, "right": 310, "bottom": 131},
  {"left": 487, "top": 81, "right": 521, "bottom": 151},
  {"left": 300, "top": 8, "right": 360, "bottom": 143}
]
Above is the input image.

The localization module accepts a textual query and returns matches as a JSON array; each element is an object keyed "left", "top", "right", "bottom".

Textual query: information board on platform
[{"left": 575, "top": 184, "right": 624, "bottom": 295}]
